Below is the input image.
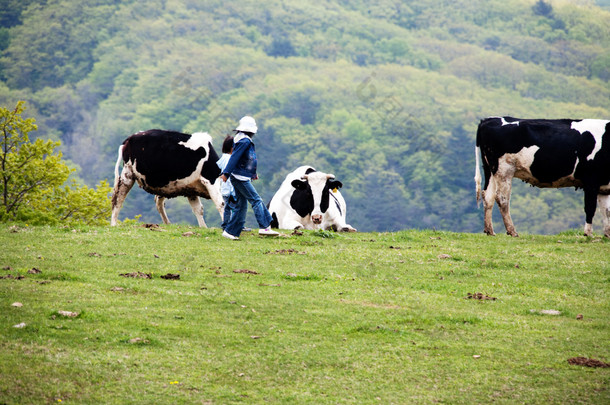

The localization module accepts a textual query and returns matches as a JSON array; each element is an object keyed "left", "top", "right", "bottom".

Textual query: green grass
[{"left": 1, "top": 224, "right": 609, "bottom": 404}]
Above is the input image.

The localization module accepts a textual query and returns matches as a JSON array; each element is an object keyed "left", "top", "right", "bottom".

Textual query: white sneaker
[
  {"left": 222, "top": 230, "right": 239, "bottom": 240},
  {"left": 259, "top": 227, "right": 279, "bottom": 236}
]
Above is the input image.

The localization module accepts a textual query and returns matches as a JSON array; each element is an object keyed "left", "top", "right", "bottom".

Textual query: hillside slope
[{"left": 1, "top": 0, "right": 609, "bottom": 232}]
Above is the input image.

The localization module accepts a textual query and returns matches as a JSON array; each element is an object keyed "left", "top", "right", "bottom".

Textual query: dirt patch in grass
[
  {"left": 160, "top": 273, "right": 180, "bottom": 280},
  {"left": 119, "top": 272, "right": 152, "bottom": 279},
  {"left": 0, "top": 274, "right": 25, "bottom": 280},
  {"left": 568, "top": 357, "right": 610, "bottom": 368},
  {"left": 264, "top": 249, "right": 306, "bottom": 255},
  {"left": 466, "top": 292, "right": 497, "bottom": 301},
  {"left": 283, "top": 273, "right": 321, "bottom": 281},
  {"left": 233, "top": 269, "right": 259, "bottom": 275},
  {"left": 142, "top": 223, "right": 164, "bottom": 231}
]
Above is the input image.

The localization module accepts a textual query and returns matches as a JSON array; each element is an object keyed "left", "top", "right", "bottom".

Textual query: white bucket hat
[{"left": 235, "top": 116, "right": 258, "bottom": 134}]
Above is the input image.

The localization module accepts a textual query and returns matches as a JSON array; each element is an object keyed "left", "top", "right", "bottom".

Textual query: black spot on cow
[
  {"left": 290, "top": 179, "right": 315, "bottom": 218},
  {"left": 321, "top": 179, "right": 343, "bottom": 213},
  {"left": 121, "top": 130, "right": 220, "bottom": 189},
  {"left": 270, "top": 212, "right": 279, "bottom": 228}
]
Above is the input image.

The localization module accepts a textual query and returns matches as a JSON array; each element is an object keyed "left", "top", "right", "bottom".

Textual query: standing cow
[
  {"left": 111, "top": 130, "right": 225, "bottom": 227},
  {"left": 475, "top": 117, "right": 610, "bottom": 237},
  {"left": 268, "top": 166, "right": 356, "bottom": 232}
]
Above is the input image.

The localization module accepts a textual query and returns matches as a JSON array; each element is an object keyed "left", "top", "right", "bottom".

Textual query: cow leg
[
  {"left": 283, "top": 218, "right": 306, "bottom": 231},
  {"left": 155, "top": 196, "right": 171, "bottom": 224},
  {"left": 334, "top": 225, "right": 357, "bottom": 232},
  {"left": 583, "top": 186, "right": 599, "bottom": 237},
  {"left": 110, "top": 170, "right": 135, "bottom": 226},
  {"left": 482, "top": 176, "right": 497, "bottom": 236},
  {"left": 204, "top": 177, "right": 225, "bottom": 221},
  {"left": 495, "top": 176, "right": 518, "bottom": 237},
  {"left": 187, "top": 196, "right": 207, "bottom": 227},
  {"left": 324, "top": 218, "right": 356, "bottom": 232},
  {"left": 598, "top": 194, "right": 610, "bottom": 238}
]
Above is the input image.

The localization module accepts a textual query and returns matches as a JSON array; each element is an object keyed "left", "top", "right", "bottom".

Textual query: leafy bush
[{"left": 0, "top": 101, "right": 111, "bottom": 225}]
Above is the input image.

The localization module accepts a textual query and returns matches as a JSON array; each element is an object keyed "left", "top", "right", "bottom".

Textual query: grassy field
[{"left": 1, "top": 223, "right": 609, "bottom": 404}]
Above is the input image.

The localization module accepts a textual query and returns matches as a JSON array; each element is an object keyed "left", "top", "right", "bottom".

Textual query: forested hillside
[{"left": 1, "top": 0, "right": 609, "bottom": 233}]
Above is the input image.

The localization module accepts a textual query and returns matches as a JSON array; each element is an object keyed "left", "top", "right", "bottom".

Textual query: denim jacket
[{"left": 222, "top": 133, "right": 257, "bottom": 179}]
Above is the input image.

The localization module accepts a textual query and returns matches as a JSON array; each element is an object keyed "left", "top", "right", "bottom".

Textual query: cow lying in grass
[{"left": 268, "top": 165, "right": 356, "bottom": 232}]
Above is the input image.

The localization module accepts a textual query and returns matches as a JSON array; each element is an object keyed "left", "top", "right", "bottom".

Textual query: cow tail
[
  {"left": 474, "top": 123, "right": 483, "bottom": 208},
  {"left": 475, "top": 146, "right": 482, "bottom": 208},
  {"left": 113, "top": 144, "right": 124, "bottom": 191}
]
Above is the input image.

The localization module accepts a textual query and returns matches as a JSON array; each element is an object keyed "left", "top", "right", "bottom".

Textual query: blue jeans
[
  {"left": 221, "top": 195, "right": 236, "bottom": 230},
  {"left": 225, "top": 177, "right": 272, "bottom": 237}
]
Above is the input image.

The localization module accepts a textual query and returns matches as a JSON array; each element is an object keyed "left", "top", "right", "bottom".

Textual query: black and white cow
[
  {"left": 475, "top": 117, "right": 610, "bottom": 237},
  {"left": 268, "top": 166, "right": 356, "bottom": 232},
  {"left": 111, "top": 129, "right": 224, "bottom": 227}
]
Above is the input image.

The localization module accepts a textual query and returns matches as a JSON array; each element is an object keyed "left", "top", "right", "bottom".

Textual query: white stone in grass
[
  {"left": 13, "top": 322, "right": 26, "bottom": 328},
  {"left": 11, "top": 302, "right": 23, "bottom": 307},
  {"left": 540, "top": 309, "right": 561, "bottom": 316},
  {"left": 58, "top": 311, "right": 79, "bottom": 317}
]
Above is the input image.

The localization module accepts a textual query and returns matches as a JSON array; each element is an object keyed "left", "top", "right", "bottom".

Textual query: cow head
[{"left": 291, "top": 171, "right": 343, "bottom": 224}]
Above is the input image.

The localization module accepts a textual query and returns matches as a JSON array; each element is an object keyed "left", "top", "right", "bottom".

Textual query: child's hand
[{"left": 221, "top": 174, "right": 228, "bottom": 182}]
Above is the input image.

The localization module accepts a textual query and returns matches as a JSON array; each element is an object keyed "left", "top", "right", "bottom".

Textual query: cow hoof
[
  {"left": 507, "top": 232, "right": 519, "bottom": 237},
  {"left": 341, "top": 227, "right": 357, "bottom": 232},
  {"left": 583, "top": 224, "right": 593, "bottom": 237},
  {"left": 484, "top": 231, "right": 496, "bottom": 236}
]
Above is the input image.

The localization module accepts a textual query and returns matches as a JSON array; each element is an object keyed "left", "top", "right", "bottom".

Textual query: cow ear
[
  {"left": 291, "top": 179, "right": 308, "bottom": 190},
  {"left": 328, "top": 180, "right": 343, "bottom": 189}
]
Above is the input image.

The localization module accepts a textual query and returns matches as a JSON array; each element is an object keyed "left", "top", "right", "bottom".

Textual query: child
[
  {"left": 216, "top": 135, "right": 236, "bottom": 231},
  {"left": 220, "top": 116, "right": 278, "bottom": 240}
]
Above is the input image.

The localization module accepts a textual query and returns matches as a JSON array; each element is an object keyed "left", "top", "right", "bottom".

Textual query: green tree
[
  {"left": 266, "top": 35, "right": 297, "bottom": 58},
  {"left": 533, "top": 0, "right": 553, "bottom": 17},
  {"left": 0, "top": 101, "right": 63, "bottom": 216},
  {"left": 590, "top": 52, "right": 610, "bottom": 81},
  {"left": 0, "top": 101, "right": 111, "bottom": 224},
  {"left": 30, "top": 179, "right": 112, "bottom": 225}
]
